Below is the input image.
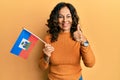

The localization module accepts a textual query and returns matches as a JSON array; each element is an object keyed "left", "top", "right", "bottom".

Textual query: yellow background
[{"left": 0, "top": 0, "right": 120, "bottom": 80}]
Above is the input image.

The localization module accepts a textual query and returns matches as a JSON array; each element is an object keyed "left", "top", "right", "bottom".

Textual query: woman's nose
[{"left": 63, "top": 17, "right": 67, "bottom": 22}]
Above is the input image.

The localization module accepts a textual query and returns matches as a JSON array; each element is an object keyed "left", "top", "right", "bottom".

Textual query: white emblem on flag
[{"left": 19, "top": 38, "right": 31, "bottom": 50}]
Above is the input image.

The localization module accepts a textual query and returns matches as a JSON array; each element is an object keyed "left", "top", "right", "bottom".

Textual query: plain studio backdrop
[{"left": 0, "top": 0, "right": 120, "bottom": 80}]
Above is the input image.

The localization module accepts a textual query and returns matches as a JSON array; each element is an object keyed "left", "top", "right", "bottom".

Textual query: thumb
[
  {"left": 77, "top": 24, "right": 82, "bottom": 33},
  {"left": 45, "top": 43, "right": 50, "bottom": 47}
]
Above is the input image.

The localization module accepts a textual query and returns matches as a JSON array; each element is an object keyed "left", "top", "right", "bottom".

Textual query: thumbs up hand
[{"left": 73, "top": 24, "right": 87, "bottom": 43}]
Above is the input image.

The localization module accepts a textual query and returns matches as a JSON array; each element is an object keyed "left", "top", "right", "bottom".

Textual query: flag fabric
[{"left": 10, "top": 29, "right": 38, "bottom": 59}]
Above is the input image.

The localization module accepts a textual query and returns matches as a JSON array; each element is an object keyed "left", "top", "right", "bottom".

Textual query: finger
[
  {"left": 45, "top": 43, "right": 48, "bottom": 47},
  {"left": 77, "top": 24, "right": 82, "bottom": 33},
  {"left": 45, "top": 43, "right": 51, "bottom": 47},
  {"left": 45, "top": 44, "right": 54, "bottom": 50},
  {"left": 77, "top": 24, "right": 82, "bottom": 32},
  {"left": 46, "top": 46, "right": 54, "bottom": 50},
  {"left": 77, "top": 24, "right": 80, "bottom": 31}
]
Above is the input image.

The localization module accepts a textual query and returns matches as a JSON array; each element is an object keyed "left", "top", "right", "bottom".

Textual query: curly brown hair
[{"left": 46, "top": 2, "right": 79, "bottom": 42}]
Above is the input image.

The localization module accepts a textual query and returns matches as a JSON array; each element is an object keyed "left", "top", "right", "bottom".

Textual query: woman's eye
[
  {"left": 58, "top": 15, "right": 63, "bottom": 18},
  {"left": 58, "top": 14, "right": 71, "bottom": 18},
  {"left": 67, "top": 15, "right": 71, "bottom": 18}
]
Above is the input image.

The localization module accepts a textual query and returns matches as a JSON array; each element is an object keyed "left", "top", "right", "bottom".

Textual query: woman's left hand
[{"left": 73, "top": 24, "right": 87, "bottom": 43}]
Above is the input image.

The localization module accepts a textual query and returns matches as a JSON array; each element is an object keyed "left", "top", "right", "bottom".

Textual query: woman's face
[{"left": 58, "top": 6, "right": 72, "bottom": 33}]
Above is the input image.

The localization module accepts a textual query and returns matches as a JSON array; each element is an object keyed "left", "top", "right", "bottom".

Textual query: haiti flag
[{"left": 10, "top": 28, "right": 39, "bottom": 59}]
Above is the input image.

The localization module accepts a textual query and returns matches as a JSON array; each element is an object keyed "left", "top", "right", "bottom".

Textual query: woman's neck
[{"left": 60, "top": 30, "right": 70, "bottom": 33}]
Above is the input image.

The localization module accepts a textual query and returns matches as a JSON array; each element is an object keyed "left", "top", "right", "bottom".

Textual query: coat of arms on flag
[
  {"left": 19, "top": 38, "right": 31, "bottom": 50},
  {"left": 10, "top": 28, "right": 39, "bottom": 59}
]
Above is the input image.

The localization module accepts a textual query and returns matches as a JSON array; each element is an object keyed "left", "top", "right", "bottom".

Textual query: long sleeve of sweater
[
  {"left": 39, "top": 53, "right": 49, "bottom": 70},
  {"left": 80, "top": 45, "right": 95, "bottom": 67},
  {"left": 39, "top": 35, "right": 51, "bottom": 70}
]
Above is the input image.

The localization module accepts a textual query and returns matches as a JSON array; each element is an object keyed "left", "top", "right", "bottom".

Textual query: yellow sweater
[{"left": 39, "top": 32, "right": 95, "bottom": 80}]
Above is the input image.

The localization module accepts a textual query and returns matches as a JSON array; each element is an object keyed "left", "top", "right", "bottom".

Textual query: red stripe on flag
[{"left": 19, "top": 34, "right": 38, "bottom": 59}]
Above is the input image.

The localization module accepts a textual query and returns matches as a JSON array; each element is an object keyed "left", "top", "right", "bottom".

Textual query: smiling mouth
[{"left": 62, "top": 22, "right": 69, "bottom": 27}]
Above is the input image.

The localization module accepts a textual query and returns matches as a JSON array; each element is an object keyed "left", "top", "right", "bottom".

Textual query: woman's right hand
[{"left": 43, "top": 43, "right": 54, "bottom": 57}]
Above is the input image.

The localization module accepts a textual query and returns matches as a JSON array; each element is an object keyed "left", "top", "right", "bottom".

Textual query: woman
[{"left": 39, "top": 2, "right": 95, "bottom": 80}]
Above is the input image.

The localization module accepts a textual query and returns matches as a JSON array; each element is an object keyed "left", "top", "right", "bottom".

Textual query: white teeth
[
  {"left": 63, "top": 22, "right": 69, "bottom": 25},
  {"left": 65, "top": 22, "right": 69, "bottom": 23}
]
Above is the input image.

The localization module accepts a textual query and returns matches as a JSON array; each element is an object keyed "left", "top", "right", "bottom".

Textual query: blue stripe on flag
[{"left": 10, "top": 29, "right": 31, "bottom": 55}]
